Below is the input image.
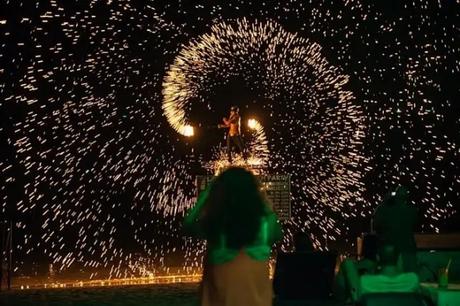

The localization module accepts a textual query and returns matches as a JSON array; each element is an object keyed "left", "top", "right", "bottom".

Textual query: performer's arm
[
  {"left": 228, "top": 113, "right": 239, "bottom": 124},
  {"left": 223, "top": 114, "right": 238, "bottom": 125},
  {"left": 222, "top": 117, "right": 230, "bottom": 126},
  {"left": 218, "top": 118, "right": 229, "bottom": 128}
]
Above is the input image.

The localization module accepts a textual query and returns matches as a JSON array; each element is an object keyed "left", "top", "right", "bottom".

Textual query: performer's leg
[
  {"left": 235, "top": 136, "right": 243, "bottom": 153},
  {"left": 234, "top": 136, "right": 246, "bottom": 159},
  {"left": 230, "top": 136, "right": 239, "bottom": 157},
  {"left": 227, "top": 135, "right": 232, "bottom": 162}
]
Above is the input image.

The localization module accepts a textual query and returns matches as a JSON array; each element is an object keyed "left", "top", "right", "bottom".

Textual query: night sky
[{"left": 1, "top": 0, "right": 459, "bottom": 279}]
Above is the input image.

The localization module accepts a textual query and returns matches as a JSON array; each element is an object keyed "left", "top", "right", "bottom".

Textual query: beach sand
[
  {"left": 0, "top": 283, "right": 200, "bottom": 306},
  {"left": 1, "top": 283, "right": 343, "bottom": 306}
]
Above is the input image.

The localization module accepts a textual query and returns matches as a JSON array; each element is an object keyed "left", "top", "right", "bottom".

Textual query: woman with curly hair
[{"left": 184, "top": 167, "right": 283, "bottom": 306}]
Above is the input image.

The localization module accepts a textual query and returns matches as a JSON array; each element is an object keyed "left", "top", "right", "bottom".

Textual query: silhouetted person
[
  {"left": 373, "top": 186, "right": 418, "bottom": 273},
  {"left": 274, "top": 232, "right": 336, "bottom": 300},
  {"left": 220, "top": 106, "right": 245, "bottom": 162},
  {"left": 183, "top": 167, "right": 283, "bottom": 306},
  {"left": 293, "top": 231, "right": 315, "bottom": 253}
]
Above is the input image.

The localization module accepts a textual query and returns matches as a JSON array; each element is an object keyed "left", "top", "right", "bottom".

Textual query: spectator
[
  {"left": 361, "top": 245, "right": 420, "bottom": 296},
  {"left": 373, "top": 186, "right": 418, "bottom": 273},
  {"left": 183, "top": 167, "right": 283, "bottom": 306},
  {"left": 292, "top": 231, "right": 315, "bottom": 253},
  {"left": 274, "top": 233, "right": 337, "bottom": 300},
  {"left": 343, "top": 244, "right": 420, "bottom": 303}
]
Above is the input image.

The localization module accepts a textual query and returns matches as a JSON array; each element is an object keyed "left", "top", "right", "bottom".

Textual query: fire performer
[{"left": 219, "top": 106, "right": 245, "bottom": 162}]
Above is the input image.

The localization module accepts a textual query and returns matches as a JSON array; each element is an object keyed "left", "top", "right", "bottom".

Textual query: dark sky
[{"left": 0, "top": 0, "right": 459, "bottom": 278}]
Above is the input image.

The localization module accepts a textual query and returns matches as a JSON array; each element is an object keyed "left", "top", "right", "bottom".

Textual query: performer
[{"left": 219, "top": 106, "right": 245, "bottom": 162}]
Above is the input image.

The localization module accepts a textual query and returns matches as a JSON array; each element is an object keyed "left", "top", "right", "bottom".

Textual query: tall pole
[
  {"left": 1, "top": 221, "right": 4, "bottom": 291},
  {"left": 7, "top": 221, "right": 12, "bottom": 290},
  {"left": 0, "top": 221, "right": 13, "bottom": 291}
]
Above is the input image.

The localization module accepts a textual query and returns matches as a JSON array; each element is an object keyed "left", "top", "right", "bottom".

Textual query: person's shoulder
[
  {"left": 264, "top": 210, "right": 279, "bottom": 225},
  {"left": 374, "top": 203, "right": 389, "bottom": 215},
  {"left": 263, "top": 203, "right": 275, "bottom": 215},
  {"left": 361, "top": 272, "right": 419, "bottom": 291},
  {"left": 356, "top": 258, "right": 376, "bottom": 271},
  {"left": 402, "top": 204, "right": 418, "bottom": 215},
  {"left": 360, "top": 273, "right": 383, "bottom": 285},
  {"left": 407, "top": 204, "right": 417, "bottom": 212},
  {"left": 398, "top": 272, "right": 419, "bottom": 282}
]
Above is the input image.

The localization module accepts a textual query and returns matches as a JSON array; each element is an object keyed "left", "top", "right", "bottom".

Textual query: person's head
[
  {"left": 394, "top": 185, "right": 408, "bottom": 204},
  {"left": 293, "top": 232, "right": 314, "bottom": 252},
  {"left": 200, "top": 167, "right": 268, "bottom": 249},
  {"left": 383, "top": 185, "right": 408, "bottom": 206},
  {"left": 230, "top": 106, "right": 239, "bottom": 114},
  {"left": 377, "top": 244, "right": 399, "bottom": 267}
]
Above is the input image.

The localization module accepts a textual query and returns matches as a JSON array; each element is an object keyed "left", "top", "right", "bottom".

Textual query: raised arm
[
  {"left": 228, "top": 113, "right": 239, "bottom": 124},
  {"left": 183, "top": 187, "right": 209, "bottom": 237},
  {"left": 265, "top": 205, "right": 283, "bottom": 245}
]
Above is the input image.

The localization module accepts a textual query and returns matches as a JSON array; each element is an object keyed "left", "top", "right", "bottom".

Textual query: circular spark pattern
[
  {"left": 1, "top": 0, "right": 459, "bottom": 279},
  {"left": 162, "top": 19, "right": 368, "bottom": 247}
]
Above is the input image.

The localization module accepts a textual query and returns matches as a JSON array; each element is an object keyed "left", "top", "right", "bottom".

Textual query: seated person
[
  {"left": 335, "top": 235, "right": 378, "bottom": 302},
  {"left": 360, "top": 245, "right": 420, "bottom": 295},
  {"left": 346, "top": 245, "right": 420, "bottom": 302},
  {"left": 273, "top": 232, "right": 337, "bottom": 299}
]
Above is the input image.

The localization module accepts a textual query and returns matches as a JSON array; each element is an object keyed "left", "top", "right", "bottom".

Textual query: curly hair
[{"left": 199, "top": 167, "right": 268, "bottom": 249}]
